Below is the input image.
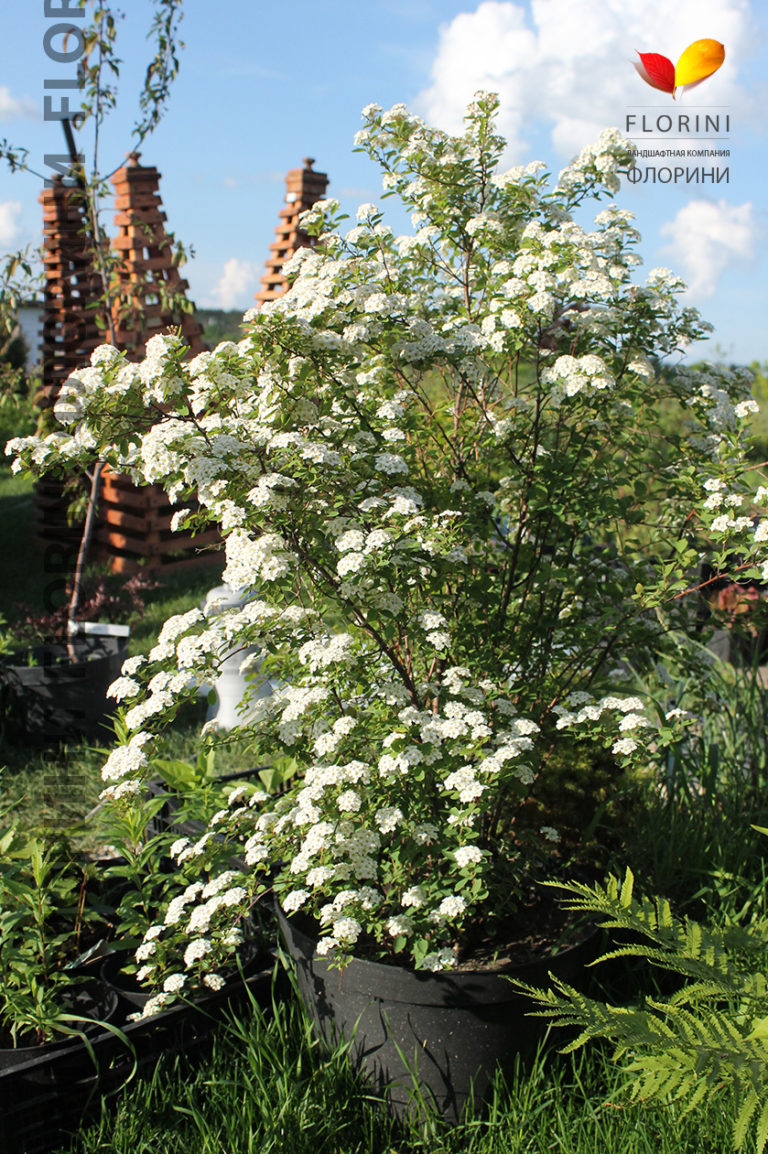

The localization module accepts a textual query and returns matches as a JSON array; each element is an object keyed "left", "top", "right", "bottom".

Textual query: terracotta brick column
[
  {"left": 36, "top": 177, "right": 105, "bottom": 549},
  {"left": 255, "top": 158, "right": 329, "bottom": 307},
  {"left": 99, "top": 155, "right": 216, "bottom": 573},
  {"left": 110, "top": 152, "right": 204, "bottom": 359},
  {"left": 38, "top": 176, "right": 104, "bottom": 412}
]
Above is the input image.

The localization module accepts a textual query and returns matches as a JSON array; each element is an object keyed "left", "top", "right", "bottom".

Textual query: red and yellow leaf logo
[{"left": 634, "top": 39, "right": 725, "bottom": 98}]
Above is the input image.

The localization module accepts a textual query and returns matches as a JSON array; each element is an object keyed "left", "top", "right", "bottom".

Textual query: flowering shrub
[
  {"left": 131, "top": 853, "right": 259, "bottom": 1019},
  {"left": 9, "top": 94, "right": 768, "bottom": 970},
  {"left": 102, "top": 761, "right": 265, "bottom": 1016}
]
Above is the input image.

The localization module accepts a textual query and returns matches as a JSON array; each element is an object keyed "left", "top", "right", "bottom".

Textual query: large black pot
[
  {"left": 0, "top": 634, "right": 128, "bottom": 743},
  {"left": 277, "top": 906, "right": 598, "bottom": 1123}
]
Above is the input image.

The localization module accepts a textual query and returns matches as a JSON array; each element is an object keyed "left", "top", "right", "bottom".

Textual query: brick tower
[
  {"left": 35, "top": 177, "right": 106, "bottom": 550},
  {"left": 38, "top": 176, "right": 105, "bottom": 412},
  {"left": 109, "top": 152, "right": 204, "bottom": 359},
  {"left": 254, "top": 158, "right": 329, "bottom": 307},
  {"left": 97, "top": 154, "right": 216, "bottom": 573}
]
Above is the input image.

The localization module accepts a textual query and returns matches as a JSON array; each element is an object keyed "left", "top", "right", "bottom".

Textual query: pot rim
[{"left": 277, "top": 905, "right": 598, "bottom": 1005}]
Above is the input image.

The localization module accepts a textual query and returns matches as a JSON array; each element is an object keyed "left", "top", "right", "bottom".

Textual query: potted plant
[
  {"left": 93, "top": 740, "right": 273, "bottom": 1020},
  {"left": 0, "top": 821, "right": 117, "bottom": 1070},
  {"left": 0, "top": 562, "right": 157, "bottom": 744},
  {"left": 8, "top": 93, "right": 767, "bottom": 1117}
]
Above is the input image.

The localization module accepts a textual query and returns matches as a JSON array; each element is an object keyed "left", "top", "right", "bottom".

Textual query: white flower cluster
[
  {"left": 132, "top": 863, "right": 256, "bottom": 1016},
  {"left": 224, "top": 530, "right": 297, "bottom": 586},
  {"left": 542, "top": 354, "right": 614, "bottom": 400},
  {"left": 553, "top": 692, "right": 650, "bottom": 756}
]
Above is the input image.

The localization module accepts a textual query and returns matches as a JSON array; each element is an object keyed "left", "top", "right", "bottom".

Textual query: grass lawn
[{"left": 57, "top": 985, "right": 741, "bottom": 1154}]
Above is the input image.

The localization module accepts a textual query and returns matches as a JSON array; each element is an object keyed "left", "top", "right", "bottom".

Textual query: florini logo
[
  {"left": 633, "top": 39, "right": 725, "bottom": 99},
  {"left": 626, "top": 38, "right": 729, "bottom": 188}
]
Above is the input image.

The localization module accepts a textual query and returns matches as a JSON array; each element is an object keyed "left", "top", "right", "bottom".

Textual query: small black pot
[
  {"left": 0, "top": 980, "right": 119, "bottom": 1076},
  {"left": 0, "top": 634, "right": 128, "bottom": 743},
  {"left": 0, "top": 962, "right": 277, "bottom": 1154},
  {"left": 278, "top": 906, "right": 598, "bottom": 1123},
  {"left": 100, "top": 938, "right": 272, "bottom": 1014}
]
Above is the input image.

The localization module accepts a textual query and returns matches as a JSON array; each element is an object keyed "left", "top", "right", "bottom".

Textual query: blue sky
[{"left": 1, "top": 0, "right": 765, "bottom": 364}]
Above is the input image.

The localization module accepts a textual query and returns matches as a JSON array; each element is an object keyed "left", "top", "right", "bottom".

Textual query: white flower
[
  {"left": 437, "top": 895, "right": 466, "bottom": 919},
  {"left": 619, "top": 713, "right": 650, "bottom": 731},
  {"left": 613, "top": 737, "right": 638, "bottom": 755},
  {"left": 100, "top": 732, "right": 152, "bottom": 783},
  {"left": 107, "top": 676, "right": 140, "bottom": 702},
  {"left": 316, "top": 936, "right": 339, "bottom": 957},
  {"left": 453, "top": 845, "right": 484, "bottom": 868},
  {"left": 335, "top": 529, "right": 366, "bottom": 553},
  {"left": 203, "top": 973, "right": 226, "bottom": 991},
  {"left": 375, "top": 806, "right": 403, "bottom": 833},
  {"left": 162, "top": 973, "right": 187, "bottom": 994},
  {"left": 140, "top": 992, "right": 175, "bottom": 1018},
  {"left": 184, "top": 938, "right": 213, "bottom": 967},
  {"left": 426, "top": 631, "right": 451, "bottom": 651},
  {"left": 337, "top": 552, "right": 367, "bottom": 577},
  {"left": 420, "top": 949, "right": 457, "bottom": 971},
  {"left": 332, "top": 916, "right": 362, "bottom": 945},
  {"left": 283, "top": 889, "right": 310, "bottom": 913},
  {"left": 386, "top": 915, "right": 414, "bottom": 938}
]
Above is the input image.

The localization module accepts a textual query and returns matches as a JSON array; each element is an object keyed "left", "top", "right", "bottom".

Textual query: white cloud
[
  {"left": 658, "top": 198, "right": 758, "bottom": 297},
  {"left": 208, "top": 258, "right": 261, "bottom": 309},
  {"left": 0, "top": 87, "right": 37, "bottom": 122},
  {"left": 417, "top": 0, "right": 754, "bottom": 162},
  {"left": 0, "top": 202, "right": 23, "bottom": 247}
]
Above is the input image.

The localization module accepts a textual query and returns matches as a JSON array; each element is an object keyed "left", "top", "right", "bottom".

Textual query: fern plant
[{"left": 516, "top": 865, "right": 768, "bottom": 1151}]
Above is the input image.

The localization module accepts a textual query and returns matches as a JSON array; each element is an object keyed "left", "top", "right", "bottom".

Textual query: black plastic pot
[
  {"left": 0, "top": 980, "right": 119, "bottom": 1076},
  {"left": 0, "top": 962, "right": 277, "bottom": 1154},
  {"left": 0, "top": 634, "right": 128, "bottom": 743},
  {"left": 99, "top": 938, "right": 269, "bottom": 1013},
  {"left": 278, "top": 906, "right": 598, "bottom": 1122},
  {"left": 99, "top": 950, "right": 152, "bottom": 1010}
]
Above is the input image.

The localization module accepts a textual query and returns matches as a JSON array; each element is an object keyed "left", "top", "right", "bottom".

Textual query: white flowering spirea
[{"left": 9, "top": 93, "right": 767, "bottom": 969}]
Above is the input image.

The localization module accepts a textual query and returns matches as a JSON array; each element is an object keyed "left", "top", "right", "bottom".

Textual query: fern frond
[
  {"left": 735, "top": 1088, "right": 760, "bottom": 1151},
  {"left": 755, "top": 1094, "right": 768, "bottom": 1154}
]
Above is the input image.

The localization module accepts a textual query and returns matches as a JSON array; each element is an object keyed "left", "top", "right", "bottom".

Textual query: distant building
[{"left": 16, "top": 301, "right": 43, "bottom": 370}]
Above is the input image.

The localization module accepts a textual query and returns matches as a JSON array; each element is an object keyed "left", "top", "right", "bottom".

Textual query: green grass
[
  {"left": 0, "top": 469, "right": 48, "bottom": 617},
  {"left": 58, "top": 983, "right": 743, "bottom": 1154}
]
